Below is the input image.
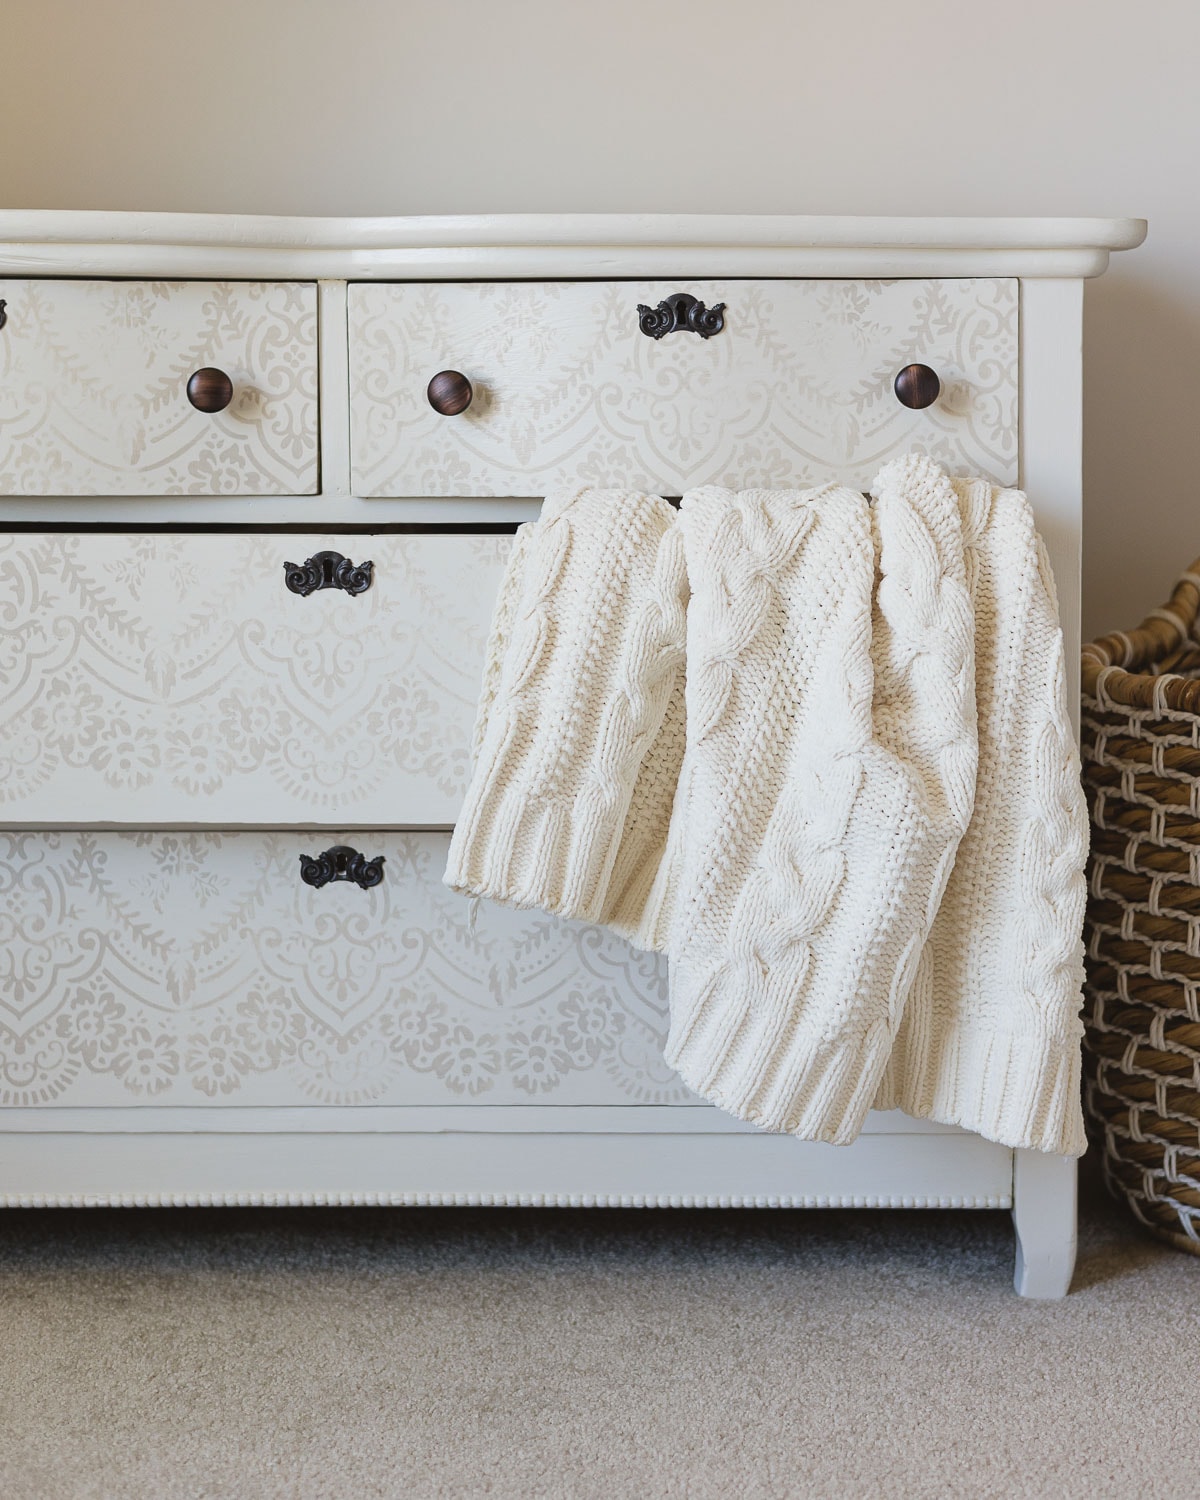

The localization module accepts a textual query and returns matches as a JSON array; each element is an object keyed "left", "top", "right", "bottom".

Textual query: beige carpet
[{"left": 0, "top": 1159, "right": 1194, "bottom": 1500}]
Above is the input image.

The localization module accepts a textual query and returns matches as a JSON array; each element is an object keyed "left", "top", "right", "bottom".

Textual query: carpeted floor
[{"left": 0, "top": 1159, "right": 1194, "bottom": 1500}]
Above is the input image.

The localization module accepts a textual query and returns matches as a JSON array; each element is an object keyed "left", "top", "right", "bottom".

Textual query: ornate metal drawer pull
[
  {"left": 283, "top": 551, "right": 374, "bottom": 597},
  {"left": 0, "top": 299, "right": 7, "bottom": 331},
  {"left": 299, "top": 845, "right": 386, "bottom": 890},
  {"left": 637, "top": 291, "right": 725, "bottom": 340}
]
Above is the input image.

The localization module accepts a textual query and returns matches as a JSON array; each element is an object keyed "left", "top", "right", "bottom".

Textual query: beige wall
[{"left": 2, "top": 0, "right": 1194, "bottom": 639}]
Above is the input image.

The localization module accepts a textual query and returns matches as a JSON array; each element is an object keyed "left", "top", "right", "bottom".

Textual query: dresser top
[{"left": 0, "top": 211, "right": 1147, "bottom": 279}]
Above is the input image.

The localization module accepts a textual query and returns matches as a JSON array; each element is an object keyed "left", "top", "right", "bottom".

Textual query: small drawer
[
  {"left": 0, "top": 280, "right": 319, "bottom": 495},
  {"left": 348, "top": 277, "right": 1018, "bottom": 497},
  {"left": 0, "top": 531, "right": 511, "bottom": 826},
  {"left": 0, "top": 829, "right": 687, "bottom": 1110}
]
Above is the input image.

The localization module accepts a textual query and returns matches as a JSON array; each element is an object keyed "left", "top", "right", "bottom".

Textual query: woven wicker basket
[{"left": 1081, "top": 562, "right": 1200, "bottom": 1253}]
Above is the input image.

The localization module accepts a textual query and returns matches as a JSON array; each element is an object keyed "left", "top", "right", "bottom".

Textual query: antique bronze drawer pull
[
  {"left": 299, "top": 845, "right": 386, "bottom": 890},
  {"left": 637, "top": 292, "right": 725, "bottom": 340},
  {"left": 283, "top": 551, "right": 374, "bottom": 597}
]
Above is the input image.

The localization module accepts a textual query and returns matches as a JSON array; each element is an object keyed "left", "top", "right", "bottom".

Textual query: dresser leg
[{"left": 1011, "top": 1149, "right": 1077, "bottom": 1298}]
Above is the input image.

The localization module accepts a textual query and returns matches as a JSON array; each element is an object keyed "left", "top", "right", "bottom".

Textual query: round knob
[
  {"left": 427, "top": 370, "right": 473, "bottom": 416},
  {"left": 186, "top": 367, "right": 234, "bottom": 414},
  {"left": 894, "top": 364, "right": 941, "bottom": 410}
]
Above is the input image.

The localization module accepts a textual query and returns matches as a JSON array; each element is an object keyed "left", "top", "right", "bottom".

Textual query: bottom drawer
[{"left": 0, "top": 831, "right": 688, "bottom": 1110}]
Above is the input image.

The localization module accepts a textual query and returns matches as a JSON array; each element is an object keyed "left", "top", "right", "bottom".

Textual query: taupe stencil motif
[
  {"left": 0, "top": 831, "right": 687, "bottom": 1109},
  {"left": 349, "top": 278, "right": 1018, "bottom": 496},
  {"left": 0, "top": 532, "right": 512, "bottom": 824},
  {"left": 0, "top": 280, "right": 319, "bottom": 495}
]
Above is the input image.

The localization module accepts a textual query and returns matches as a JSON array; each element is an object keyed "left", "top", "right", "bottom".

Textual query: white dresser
[{"left": 0, "top": 213, "right": 1145, "bottom": 1296}]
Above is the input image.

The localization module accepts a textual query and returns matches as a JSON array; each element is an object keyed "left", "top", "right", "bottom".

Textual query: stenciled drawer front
[
  {"left": 0, "top": 531, "right": 511, "bottom": 825},
  {"left": 0, "top": 280, "right": 318, "bottom": 494},
  {"left": 0, "top": 830, "right": 687, "bottom": 1110},
  {"left": 348, "top": 278, "right": 1018, "bottom": 497}
]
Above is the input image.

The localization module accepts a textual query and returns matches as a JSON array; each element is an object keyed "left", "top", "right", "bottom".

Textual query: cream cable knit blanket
[
  {"left": 444, "top": 456, "right": 1089, "bottom": 1156},
  {"left": 446, "top": 488, "right": 687, "bottom": 928}
]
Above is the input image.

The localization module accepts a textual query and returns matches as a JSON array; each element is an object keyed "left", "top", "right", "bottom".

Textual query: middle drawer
[{"left": 0, "top": 531, "right": 512, "bottom": 827}]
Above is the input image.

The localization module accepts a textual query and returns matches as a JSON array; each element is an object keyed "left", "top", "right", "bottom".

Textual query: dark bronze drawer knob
[
  {"left": 427, "top": 370, "right": 473, "bottom": 416},
  {"left": 186, "top": 367, "right": 234, "bottom": 413},
  {"left": 894, "top": 364, "right": 941, "bottom": 410},
  {"left": 0, "top": 299, "right": 7, "bottom": 332},
  {"left": 299, "top": 845, "right": 385, "bottom": 891}
]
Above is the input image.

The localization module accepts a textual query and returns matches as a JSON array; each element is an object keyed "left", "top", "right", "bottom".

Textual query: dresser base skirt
[{"left": 0, "top": 1112, "right": 1075, "bottom": 1298}]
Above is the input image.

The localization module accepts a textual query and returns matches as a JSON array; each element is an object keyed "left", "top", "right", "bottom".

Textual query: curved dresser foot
[{"left": 1012, "top": 1149, "right": 1077, "bottom": 1298}]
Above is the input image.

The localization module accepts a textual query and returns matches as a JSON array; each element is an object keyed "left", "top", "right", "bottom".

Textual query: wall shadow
[{"left": 1083, "top": 266, "right": 1200, "bottom": 640}]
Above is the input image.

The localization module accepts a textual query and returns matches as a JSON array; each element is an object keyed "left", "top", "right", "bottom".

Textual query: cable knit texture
[
  {"left": 445, "top": 464, "right": 1089, "bottom": 1156},
  {"left": 873, "top": 470, "right": 1089, "bottom": 1155},
  {"left": 444, "top": 489, "right": 687, "bottom": 936},
  {"left": 656, "top": 479, "right": 977, "bottom": 1144}
]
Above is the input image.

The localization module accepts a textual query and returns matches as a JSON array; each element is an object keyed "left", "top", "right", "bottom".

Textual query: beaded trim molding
[{"left": 0, "top": 1191, "right": 1013, "bottom": 1210}]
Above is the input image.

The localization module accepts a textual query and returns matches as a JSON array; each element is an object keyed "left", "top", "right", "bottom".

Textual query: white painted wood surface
[
  {"left": 1011, "top": 277, "right": 1087, "bottom": 1297},
  {"left": 1013, "top": 1149, "right": 1078, "bottom": 1298},
  {"left": 349, "top": 278, "right": 1018, "bottom": 498},
  {"left": 0, "top": 211, "right": 1146, "bottom": 280},
  {"left": 0, "top": 280, "right": 318, "bottom": 496},
  {"left": 0, "top": 1129, "right": 1015, "bottom": 1211},
  {"left": 0, "top": 533, "right": 509, "bottom": 827},
  {"left": 0, "top": 1105, "right": 967, "bottom": 1136}
]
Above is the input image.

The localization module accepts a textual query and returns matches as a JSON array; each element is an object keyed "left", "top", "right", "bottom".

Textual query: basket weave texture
[{"left": 1081, "top": 562, "right": 1200, "bottom": 1253}]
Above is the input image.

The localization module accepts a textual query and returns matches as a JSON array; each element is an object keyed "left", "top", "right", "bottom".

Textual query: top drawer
[
  {"left": 348, "top": 278, "right": 1017, "bottom": 498},
  {"left": 0, "top": 281, "right": 319, "bottom": 495}
]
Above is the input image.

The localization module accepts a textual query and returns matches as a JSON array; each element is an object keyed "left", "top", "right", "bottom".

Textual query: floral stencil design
[
  {"left": 350, "top": 277, "right": 1018, "bottom": 497},
  {"left": 0, "top": 532, "right": 511, "bottom": 822},
  {"left": 0, "top": 280, "right": 318, "bottom": 495},
  {"left": 0, "top": 831, "right": 691, "bottom": 1109}
]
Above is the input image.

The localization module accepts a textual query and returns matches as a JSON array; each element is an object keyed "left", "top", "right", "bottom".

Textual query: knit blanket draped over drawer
[{"left": 445, "top": 454, "right": 1088, "bottom": 1156}]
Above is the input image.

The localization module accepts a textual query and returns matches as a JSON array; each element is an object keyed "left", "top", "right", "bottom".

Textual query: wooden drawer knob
[
  {"left": 186, "top": 367, "right": 234, "bottom": 413},
  {"left": 894, "top": 364, "right": 941, "bottom": 410},
  {"left": 427, "top": 370, "right": 473, "bottom": 416}
]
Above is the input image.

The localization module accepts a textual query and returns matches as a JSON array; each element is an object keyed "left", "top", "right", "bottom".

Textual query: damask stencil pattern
[
  {"left": 0, "top": 830, "right": 686, "bottom": 1109},
  {"left": 349, "top": 278, "right": 1018, "bottom": 496},
  {"left": 0, "top": 280, "right": 318, "bottom": 494},
  {"left": 0, "top": 532, "right": 512, "bottom": 824}
]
